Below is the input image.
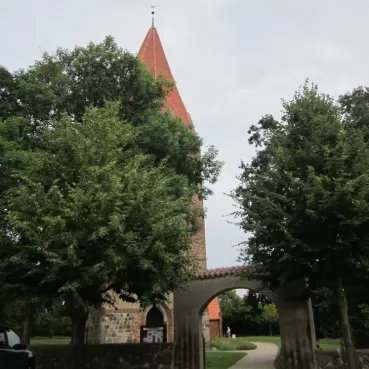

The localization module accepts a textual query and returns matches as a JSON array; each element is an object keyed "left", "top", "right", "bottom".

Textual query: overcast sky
[{"left": 1, "top": 0, "right": 369, "bottom": 270}]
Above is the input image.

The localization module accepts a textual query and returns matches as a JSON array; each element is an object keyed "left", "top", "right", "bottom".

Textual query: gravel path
[{"left": 228, "top": 342, "right": 278, "bottom": 369}]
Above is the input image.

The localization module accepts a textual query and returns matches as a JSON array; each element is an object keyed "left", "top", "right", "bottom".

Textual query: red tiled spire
[
  {"left": 138, "top": 26, "right": 192, "bottom": 127},
  {"left": 138, "top": 23, "right": 207, "bottom": 272}
]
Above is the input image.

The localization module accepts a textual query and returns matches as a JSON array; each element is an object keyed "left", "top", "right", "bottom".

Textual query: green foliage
[
  {"left": 4, "top": 37, "right": 221, "bottom": 198},
  {"left": 1, "top": 104, "right": 199, "bottom": 307},
  {"left": 234, "top": 81, "right": 369, "bottom": 291},
  {"left": 218, "top": 290, "right": 276, "bottom": 336},
  {"left": 339, "top": 86, "right": 369, "bottom": 141},
  {"left": 312, "top": 286, "right": 340, "bottom": 339},
  {"left": 0, "top": 299, "right": 71, "bottom": 338},
  {"left": 0, "top": 300, "right": 24, "bottom": 332},
  {"left": 210, "top": 337, "right": 256, "bottom": 351},
  {"left": 219, "top": 290, "right": 247, "bottom": 319},
  {"left": 33, "top": 311, "right": 71, "bottom": 338},
  {"left": 0, "top": 36, "right": 222, "bottom": 315},
  {"left": 261, "top": 304, "right": 279, "bottom": 324},
  {"left": 262, "top": 303, "right": 279, "bottom": 336}
]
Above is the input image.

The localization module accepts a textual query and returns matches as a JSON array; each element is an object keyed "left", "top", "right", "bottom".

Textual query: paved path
[{"left": 229, "top": 342, "right": 278, "bottom": 369}]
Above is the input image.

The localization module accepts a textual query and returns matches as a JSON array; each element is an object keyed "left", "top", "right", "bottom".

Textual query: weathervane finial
[{"left": 151, "top": 5, "right": 155, "bottom": 28}]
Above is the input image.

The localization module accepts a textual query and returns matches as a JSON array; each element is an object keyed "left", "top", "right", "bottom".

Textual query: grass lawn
[
  {"left": 242, "top": 336, "right": 282, "bottom": 348},
  {"left": 317, "top": 338, "right": 341, "bottom": 350},
  {"left": 206, "top": 352, "right": 246, "bottom": 369},
  {"left": 241, "top": 336, "right": 340, "bottom": 350},
  {"left": 30, "top": 336, "right": 70, "bottom": 346}
]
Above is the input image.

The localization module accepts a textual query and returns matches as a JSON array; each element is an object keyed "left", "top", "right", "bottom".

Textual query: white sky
[{"left": 1, "top": 0, "right": 369, "bottom": 272}]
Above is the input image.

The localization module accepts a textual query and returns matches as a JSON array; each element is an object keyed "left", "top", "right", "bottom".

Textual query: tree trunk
[
  {"left": 70, "top": 306, "right": 87, "bottom": 369},
  {"left": 71, "top": 306, "right": 87, "bottom": 345},
  {"left": 336, "top": 277, "right": 356, "bottom": 369},
  {"left": 22, "top": 302, "right": 34, "bottom": 344},
  {"left": 269, "top": 323, "right": 272, "bottom": 337}
]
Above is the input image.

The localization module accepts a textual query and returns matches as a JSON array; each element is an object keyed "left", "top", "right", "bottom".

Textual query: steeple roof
[{"left": 138, "top": 26, "right": 192, "bottom": 126}]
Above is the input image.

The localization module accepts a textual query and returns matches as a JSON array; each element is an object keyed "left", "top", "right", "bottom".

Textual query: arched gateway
[{"left": 173, "top": 266, "right": 318, "bottom": 369}]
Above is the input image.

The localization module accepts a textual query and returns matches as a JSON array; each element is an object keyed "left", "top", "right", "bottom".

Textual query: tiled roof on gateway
[
  {"left": 197, "top": 266, "right": 247, "bottom": 279},
  {"left": 138, "top": 25, "right": 192, "bottom": 127}
]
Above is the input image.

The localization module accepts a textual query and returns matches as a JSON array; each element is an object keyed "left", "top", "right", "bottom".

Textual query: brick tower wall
[
  {"left": 209, "top": 320, "right": 222, "bottom": 339},
  {"left": 191, "top": 194, "right": 207, "bottom": 272}
]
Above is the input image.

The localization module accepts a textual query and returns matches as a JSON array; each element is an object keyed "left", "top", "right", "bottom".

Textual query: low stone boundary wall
[
  {"left": 316, "top": 349, "right": 369, "bottom": 369},
  {"left": 32, "top": 343, "right": 173, "bottom": 369}
]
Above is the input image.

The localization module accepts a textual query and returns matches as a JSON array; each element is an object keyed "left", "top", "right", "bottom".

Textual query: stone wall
[
  {"left": 87, "top": 295, "right": 211, "bottom": 346},
  {"left": 87, "top": 294, "right": 175, "bottom": 344},
  {"left": 33, "top": 343, "right": 173, "bottom": 369},
  {"left": 202, "top": 308, "right": 210, "bottom": 342},
  {"left": 315, "top": 349, "right": 369, "bottom": 369}
]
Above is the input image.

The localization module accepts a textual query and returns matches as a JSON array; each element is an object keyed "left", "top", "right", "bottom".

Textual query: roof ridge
[{"left": 197, "top": 266, "right": 248, "bottom": 280}]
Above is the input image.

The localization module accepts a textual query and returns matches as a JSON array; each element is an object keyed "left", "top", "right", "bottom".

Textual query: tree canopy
[
  {"left": 0, "top": 36, "right": 222, "bottom": 335},
  {"left": 233, "top": 81, "right": 369, "bottom": 369},
  {"left": 2, "top": 103, "right": 201, "bottom": 306},
  {"left": 234, "top": 81, "right": 369, "bottom": 290}
]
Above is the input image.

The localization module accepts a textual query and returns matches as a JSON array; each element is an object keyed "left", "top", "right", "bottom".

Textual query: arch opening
[
  {"left": 203, "top": 288, "right": 279, "bottom": 343},
  {"left": 199, "top": 286, "right": 269, "bottom": 317},
  {"left": 140, "top": 306, "right": 168, "bottom": 343},
  {"left": 146, "top": 307, "right": 164, "bottom": 327}
]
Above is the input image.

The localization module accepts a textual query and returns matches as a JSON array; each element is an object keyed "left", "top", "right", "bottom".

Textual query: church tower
[{"left": 138, "top": 18, "right": 207, "bottom": 271}]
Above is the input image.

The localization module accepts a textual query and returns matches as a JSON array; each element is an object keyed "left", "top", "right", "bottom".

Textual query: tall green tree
[
  {"left": 1, "top": 103, "right": 213, "bottom": 342},
  {"left": 0, "top": 36, "right": 222, "bottom": 342},
  {"left": 233, "top": 81, "right": 369, "bottom": 369},
  {"left": 261, "top": 304, "right": 279, "bottom": 336}
]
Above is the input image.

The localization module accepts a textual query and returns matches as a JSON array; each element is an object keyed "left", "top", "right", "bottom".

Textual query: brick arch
[
  {"left": 141, "top": 303, "right": 170, "bottom": 325},
  {"left": 173, "top": 267, "right": 317, "bottom": 369},
  {"left": 140, "top": 302, "right": 174, "bottom": 342},
  {"left": 184, "top": 266, "right": 274, "bottom": 317}
]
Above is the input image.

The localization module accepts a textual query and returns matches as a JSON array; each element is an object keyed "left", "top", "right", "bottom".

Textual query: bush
[
  {"left": 211, "top": 338, "right": 257, "bottom": 351},
  {"left": 236, "top": 342, "right": 256, "bottom": 350}
]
